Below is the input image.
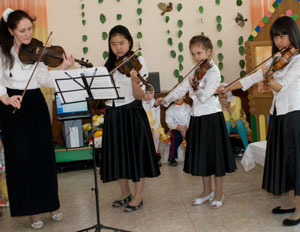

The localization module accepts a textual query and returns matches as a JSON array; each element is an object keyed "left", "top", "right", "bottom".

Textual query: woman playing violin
[
  {"left": 0, "top": 9, "right": 74, "bottom": 229},
  {"left": 218, "top": 16, "right": 300, "bottom": 226},
  {"left": 156, "top": 35, "right": 236, "bottom": 209},
  {"left": 100, "top": 25, "right": 160, "bottom": 212}
]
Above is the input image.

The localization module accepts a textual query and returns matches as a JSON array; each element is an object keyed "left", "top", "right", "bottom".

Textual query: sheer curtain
[{"left": 250, "top": 0, "right": 273, "bottom": 29}]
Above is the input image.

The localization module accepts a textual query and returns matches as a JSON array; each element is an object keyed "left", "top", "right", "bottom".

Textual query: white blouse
[
  {"left": 240, "top": 53, "right": 300, "bottom": 116},
  {"left": 0, "top": 47, "right": 54, "bottom": 97},
  {"left": 166, "top": 103, "right": 191, "bottom": 129},
  {"left": 105, "top": 56, "right": 148, "bottom": 107},
  {"left": 164, "top": 60, "right": 222, "bottom": 117}
]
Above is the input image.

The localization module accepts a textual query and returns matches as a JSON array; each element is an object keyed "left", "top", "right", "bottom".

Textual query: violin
[
  {"left": 217, "top": 45, "right": 299, "bottom": 95},
  {"left": 191, "top": 59, "right": 213, "bottom": 91},
  {"left": 18, "top": 38, "right": 93, "bottom": 68},
  {"left": 113, "top": 49, "right": 149, "bottom": 87},
  {"left": 259, "top": 45, "right": 298, "bottom": 92}
]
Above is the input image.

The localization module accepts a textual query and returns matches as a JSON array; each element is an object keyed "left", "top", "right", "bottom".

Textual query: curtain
[{"left": 250, "top": 0, "right": 273, "bottom": 29}]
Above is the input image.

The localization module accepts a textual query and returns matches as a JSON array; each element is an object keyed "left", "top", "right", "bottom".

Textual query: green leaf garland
[
  {"left": 137, "top": 32, "right": 143, "bottom": 39},
  {"left": 239, "top": 59, "right": 245, "bottom": 69},
  {"left": 238, "top": 36, "right": 244, "bottom": 45},
  {"left": 165, "top": 16, "right": 170, "bottom": 23},
  {"left": 178, "top": 30, "right": 183, "bottom": 38},
  {"left": 102, "top": 32, "right": 108, "bottom": 40},
  {"left": 178, "top": 42, "right": 183, "bottom": 52},
  {"left": 199, "top": 6, "right": 204, "bottom": 14},
  {"left": 173, "top": 69, "right": 179, "bottom": 77},
  {"left": 117, "top": 14, "right": 122, "bottom": 20},
  {"left": 103, "top": 51, "right": 108, "bottom": 59},
  {"left": 170, "top": 50, "right": 176, "bottom": 58},
  {"left": 83, "top": 47, "right": 88, "bottom": 54},
  {"left": 177, "top": 3, "right": 182, "bottom": 12},
  {"left": 217, "top": 40, "right": 223, "bottom": 48},
  {"left": 82, "top": 35, "right": 88, "bottom": 42},
  {"left": 178, "top": 55, "right": 184, "bottom": 63},
  {"left": 177, "top": 19, "right": 183, "bottom": 28},
  {"left": 100, "top": 14, "right": 106, "bottom": 24},
  {"left": 137, "top": 8, "right": 142, "bottom": 16},
  {"left": 239, "top": 46, "right": 245, "bottom": 56}
]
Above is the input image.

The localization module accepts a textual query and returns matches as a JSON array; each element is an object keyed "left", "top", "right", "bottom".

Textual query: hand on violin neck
[
  {"left": 154, "top": 97, "right": 166, "bottom": 107},
  {"left": 130, "top": 69, "right": 141, "bottom": 84},
  {"left": 60, "top": 53, "right": 75, "bottom": 70}
]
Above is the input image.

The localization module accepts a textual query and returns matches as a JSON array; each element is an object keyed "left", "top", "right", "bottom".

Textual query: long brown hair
[{"left": 0, "top": 10, "right": 35, "bottom": 69}]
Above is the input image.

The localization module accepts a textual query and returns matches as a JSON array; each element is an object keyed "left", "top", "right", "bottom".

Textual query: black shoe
[
  {"left": 272, "top": 206, "right": 296, "bottom": 214},
  {"left": 112, "top": 194, "right": 132, "bottom": 208},
  {"left": 169, "top": 158, "right": 178, "bottom": 166},
  {"left": 124, "top": 200, "right": 143, "bottom": 212},
  {"left": 283, "top": 218, "right": 300, "bottom": 226},
  {"left": 157, "top": 154, "right": 162, "bottom": 167}
]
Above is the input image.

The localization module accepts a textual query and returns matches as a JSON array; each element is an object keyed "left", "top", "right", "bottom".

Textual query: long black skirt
[
  {"left": 184, "top": 112, "right": 236, "bottom": 176},
  {"left": 100, "top": 100, "right": 160, "bottom": 183},
  {"left": 1, "top": 88, "right": 59, "bottom": 216},
  {"left": 262, "top": 110, "right": 300, "bottom": 195}
]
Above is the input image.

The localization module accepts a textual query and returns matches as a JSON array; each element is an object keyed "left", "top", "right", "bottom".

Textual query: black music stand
[{"left": 51, "top": 67, "right": 132, "bottom": 232}]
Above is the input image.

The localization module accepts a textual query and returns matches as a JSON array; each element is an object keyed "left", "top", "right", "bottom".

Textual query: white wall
[{"left": 46, "top": 0, "right": 252, "bottom": 91}]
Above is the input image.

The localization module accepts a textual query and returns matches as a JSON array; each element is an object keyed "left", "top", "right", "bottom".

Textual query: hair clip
[{"left": 2, "top": 8, "right": 14, "bottom": 23}]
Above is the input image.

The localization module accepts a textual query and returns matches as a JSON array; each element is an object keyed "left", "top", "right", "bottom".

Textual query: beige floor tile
[{"left": 1, "top": 158, "right": 300, "bottom": 232}]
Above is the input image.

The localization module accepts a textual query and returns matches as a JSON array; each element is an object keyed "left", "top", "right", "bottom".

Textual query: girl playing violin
[
  {"left": 218, "top": 16, "right": 300, "bottom": 226},
  {"left": 156, "top": 35, "right": 236, "bottom": 209},
  {"left": 100, "top": 25, "right": 160, "bottom": 212},
  {"left": 0, "top": 8, "right": 74, "bottom": 229}
]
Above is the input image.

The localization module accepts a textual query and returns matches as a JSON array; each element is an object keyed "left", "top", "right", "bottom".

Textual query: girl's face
[
  {"left": 273, "top": 34, "right": 291, "bottom": 50},
  {"left": 190, "top": 44, "right": 211, "bottom": 64},
  {"left": 8, "top": 18, "right": 33, "bottom": 48},
  {"left": 110, "top": 34, "right": 130, "bottom": 57}
]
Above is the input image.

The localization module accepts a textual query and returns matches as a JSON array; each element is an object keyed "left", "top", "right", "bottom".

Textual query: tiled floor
[{"left": 1, "top": 158, "right": 300, "bottom": 232}]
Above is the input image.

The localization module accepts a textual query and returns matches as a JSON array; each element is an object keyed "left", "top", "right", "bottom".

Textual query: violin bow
[
  {"left": 153, "top": 60, "right": 204, "bottom": 108},
  {"left": 109, "top": 47, "right": 141, "bottom": 74},
  {"left": 13, "top": 32, "right": 53, "bottom": 113},
  {"left": 217, "top": 46, "right": 295, "bottom": 96},
  {"left": 166, "top": 59, "right": 204, "bottom": 95}
]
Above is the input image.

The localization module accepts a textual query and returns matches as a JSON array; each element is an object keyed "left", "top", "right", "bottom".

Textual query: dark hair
[
  {"left": 145, "top": 84, "right": 154, "bottom": 93},
  {"left": 189, "top": 35, "right": 213, "bottom": 52},
  {"left": 0, "top": 10, "right": 35, "bottom": 69},
  {"left": 104, "top": 25, "right": 133, "bottom": 72},
  {"left": 270, "top": 16, "right": 300, "bottom": 55}
]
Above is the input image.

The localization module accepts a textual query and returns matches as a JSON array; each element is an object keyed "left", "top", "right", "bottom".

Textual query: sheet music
[{"left": 49, "top": 66, "right": 119, "bottom": 103}]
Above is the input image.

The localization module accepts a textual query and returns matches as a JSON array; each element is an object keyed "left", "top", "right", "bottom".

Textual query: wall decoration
[
  {"left": 117, "top": 14, "right": 122, "bottom": 20},
  {"left": 157, "top": 2, "right": 173, "bottom": 16},
  {"left": 217, "top": 40, "right": 223, "bottom": 48},
  {"left": 99, "top": 14, "right": 106, "bottom": 24},
  {"left": 136, "top": 2, "right": 143, "bottom": 56},
  {"left": 81, "top": 1, "right": 88, "bottom": 54},
  {"left": 238, "top": 36, "right": 246, "bottom": 77},
  {"left": 235, "top": 12, "right": 247, "bottom": 27},
  {"left": 236, "top": 0, "right": 242, "bottom": 6},
  {"left": 177, "top": 3, "right": 182, "bottom": 12},
  {"left": 248, "top": 0, "right": 299, "bottom": 41},
  {"left": 216, "top": 15, "right": 222, "bottom": 32}
]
